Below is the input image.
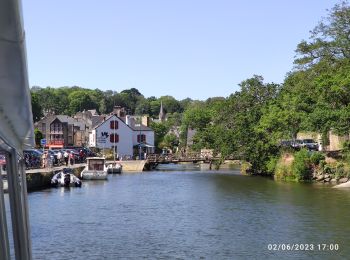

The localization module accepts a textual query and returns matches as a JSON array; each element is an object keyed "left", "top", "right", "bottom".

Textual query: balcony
[
  {"left": 50, "top": 129, "right": 63, "bottom": 134},
  {"left": 48, "top": 139, "right": 64, "bottom": 147}
]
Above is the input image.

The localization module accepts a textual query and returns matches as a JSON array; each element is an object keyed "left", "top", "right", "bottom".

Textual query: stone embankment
[
  {"left": 2, "top": 164, "right": 86, "bottom": 193},
  {"left": 26, "top": 164, "right": 85, "bottom": 191},
  {"left": 312, "top": 171, "right": 349, "bottom": 184}
]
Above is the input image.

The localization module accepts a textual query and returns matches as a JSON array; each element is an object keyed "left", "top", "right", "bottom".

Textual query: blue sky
[{"left": 22, "top": 0, "right": 340, "bottom": 100}]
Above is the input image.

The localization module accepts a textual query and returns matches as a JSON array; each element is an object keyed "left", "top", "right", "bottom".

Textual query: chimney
[
  {"left": 142, "top": 116, "right": 150, "bottom": 127},
  {"left": 113, "top": 106, "right": 126, "bottom": 117},
  {"left": 125, "top": 116, "right": 135, "bottom": 127}
]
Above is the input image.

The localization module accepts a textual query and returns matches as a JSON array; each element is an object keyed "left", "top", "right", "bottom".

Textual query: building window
[
  {"left": 110, "top": 134, "right": 119, "bottom": 143},
  {"left": 137, "top": 134, "right": 146, "bottom": 143},
  {"left": 110, "top": 120, "right": 119, "bottom": 129}
]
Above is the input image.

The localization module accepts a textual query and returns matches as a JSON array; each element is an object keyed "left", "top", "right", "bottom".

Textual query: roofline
[{"left": 93, "top": 114, "right": 154, "bottom": 132}]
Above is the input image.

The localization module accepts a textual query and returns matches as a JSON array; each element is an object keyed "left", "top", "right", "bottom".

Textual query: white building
[{"left": 89, "top": 114, "right": 155, "bottom": 158}]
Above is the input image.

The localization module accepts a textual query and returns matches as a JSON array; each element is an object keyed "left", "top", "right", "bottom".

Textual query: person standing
[
  {"left": 64, "top": 150, "right": 69, "bottom": 166},
  {"left": 57, "top": 150, "right": 62, "bottom": 166},
  {"left": 69, "top": 151, "right": 74, "bottom": 165},
  {"left": 79, "top": 149, "right": 85, "bottom": 163},
  {"left": 41, "top": 151, "right": 47, "bottom": 168}
]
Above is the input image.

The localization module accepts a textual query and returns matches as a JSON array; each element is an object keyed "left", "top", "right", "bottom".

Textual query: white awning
[{"left": 0, "top": 0, "right": 35, "bottom": 152}]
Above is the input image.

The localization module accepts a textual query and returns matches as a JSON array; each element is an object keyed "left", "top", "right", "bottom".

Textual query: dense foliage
[{"left": 31, "top": 86, "right": 189, "bottom": 118}]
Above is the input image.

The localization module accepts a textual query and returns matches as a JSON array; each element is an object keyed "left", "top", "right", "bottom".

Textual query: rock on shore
[{"left": 333, "top": 181, "right": 350, "bottom": 188}]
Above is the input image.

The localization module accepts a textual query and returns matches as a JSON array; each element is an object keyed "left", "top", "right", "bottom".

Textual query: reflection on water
[{"left": 23, "top": 164, "right": 350, "bottom": 259}]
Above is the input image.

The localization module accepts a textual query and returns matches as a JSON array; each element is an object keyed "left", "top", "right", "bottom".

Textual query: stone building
[{"left": 35, "top": 115, "right": 89, "bottom": 148}]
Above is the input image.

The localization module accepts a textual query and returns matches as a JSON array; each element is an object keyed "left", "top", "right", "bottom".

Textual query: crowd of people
[{"left": 24, "top": 148, "right": 92, "bottom": 169}]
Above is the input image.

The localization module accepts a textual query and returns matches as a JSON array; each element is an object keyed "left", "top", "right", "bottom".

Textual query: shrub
[
  {"left": 266, "top": 156, "right": 278, "bottom": 175},
  {"left": 342, "top": 141, "right": 350, "bottom": 153},
  {"left": 319, "top": 160, "right": 326, "bottom": 169},
  {"left": 240, "top": 161, "right": 252, "bottom": 175},
  {"left": 310, "top": 152, "right": 325, "bottom": 166},
  {"left": 342, "top": 141, "right": 350, "bottom": 161},
  {"left": 274, "top": 161, "right": 294, "bottom": 181},
  {"left": 292, "top": 149, "right": 312, "bottom": 181},
  {"left": 323, "top": 164, "right": 334, "bottom": 174}
]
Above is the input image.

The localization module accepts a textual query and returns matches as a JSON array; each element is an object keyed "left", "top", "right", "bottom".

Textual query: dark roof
[
  {"left": 93, "top": 114, "right": 153, "bottom": 132},
  {"left": 91, "top": 115, "right": 105, "bottom": 128},
  {"left": 54, "top": 115, "right": 75, "bottom": 124},
  {"left": 93, "top": 114, "right": 114, "bottom": 129},
  {"left": 35, "top": 114, "right": 55, "bottom": 125},
  {"left": 72, "top": 119, "right": 87, "bottom": 129},
  {"left": 130, "top": 125, "right": 153, "bottom": 131}
]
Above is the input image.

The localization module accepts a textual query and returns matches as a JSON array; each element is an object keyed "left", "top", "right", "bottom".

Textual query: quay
[
  {"left": 2, "top": 159, "right": 152, "bottom": 193},
  {"left": 1, "top": 156, "right": 239, "bottom": 193},
  {"left": 2, "top": 164, "right": 86, "bottom": 193}
]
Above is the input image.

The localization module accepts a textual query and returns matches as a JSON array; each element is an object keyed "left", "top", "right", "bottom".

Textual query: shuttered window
[
  {"left": 110, "top": 120, "right": 119, "bottom": 129},
  {"left": 110, "top": 134, "right": 119, "bottom": 143},
  {"left": 137, "top": 134, "right": 146, "bottom": 143}
]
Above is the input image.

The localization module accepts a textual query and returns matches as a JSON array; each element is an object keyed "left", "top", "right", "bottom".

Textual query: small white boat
[
  {"left": 2, "top": 179, "right": 8, "bottom": 192},
  {"left": 51, "top": 168, "right": 82, "bottom": 187},
  {"left": 107, "top": 162, "right": 122, "bottom": 174},
  {"left": 81, "top": 157, "right": 108, "bottom": 180}
]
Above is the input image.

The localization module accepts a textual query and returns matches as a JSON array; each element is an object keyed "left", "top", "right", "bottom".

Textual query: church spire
[{"left": 159, "top": 101, "right": 165, "bottom": 122}]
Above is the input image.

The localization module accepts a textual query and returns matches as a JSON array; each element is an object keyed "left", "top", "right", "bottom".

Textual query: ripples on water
[{"left": 12, "top": 163, "right": 350, "bottom": 259}]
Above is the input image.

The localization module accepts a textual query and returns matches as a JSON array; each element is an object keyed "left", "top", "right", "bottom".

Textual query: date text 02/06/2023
[{"left": 267, "top": 244, "right": 339, "bottom": 251}]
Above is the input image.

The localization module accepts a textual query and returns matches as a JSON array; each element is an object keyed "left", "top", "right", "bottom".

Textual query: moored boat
[
  {"left": 81, "top": 157, "right": 108, "bottom": 180},
  {"left": 107, "top": 162, "right": 122, "bottom": 174},
  {"left": 51, "top": 168, "right": 82, "bottom": 187}
]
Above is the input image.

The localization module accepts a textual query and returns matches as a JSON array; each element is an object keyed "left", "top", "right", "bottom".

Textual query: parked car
[
  {"left": 291, "top": 139, "right": 303, "bottom": 149},
  {"left": 82, "top": 147, "right": 96, "bottom": 157},
  {"left": 280, "top": 140, "right": 292, "bottom": 148},
  {"left": 23, "top": 149, "right": 42, "bottom": 169},
  {"left": 301, "top": 139, "right": 319, "bottom": 151},
  {"left": 47, "top": 150, "right": 59, "bottom": 166}
]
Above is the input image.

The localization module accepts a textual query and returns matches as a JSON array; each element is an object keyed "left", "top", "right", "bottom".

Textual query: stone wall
[{"left": 297, "top": 131, "right": 350, "bottom": 151}]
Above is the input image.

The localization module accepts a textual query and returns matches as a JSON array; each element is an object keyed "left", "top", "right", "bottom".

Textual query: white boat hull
[
  {"left": 107, "top": 163, "right": 122, "bottom": 174},
  {"left": 51, "top": 171, "right": 82, "bottom": 187},
  {"left": 81, "top": 170, "right": 108, "bottom": 180}
]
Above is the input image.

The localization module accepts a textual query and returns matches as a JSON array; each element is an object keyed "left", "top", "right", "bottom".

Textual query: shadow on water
[{"left": 155, "top": 162, "right": 202, "bottom": 172}]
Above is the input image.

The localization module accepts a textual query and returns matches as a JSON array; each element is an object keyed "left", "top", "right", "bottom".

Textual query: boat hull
[
  {"left": 81, "top": 170, "right": 108, "bottom": 180},
  {"left": 107, "top": 163, "right": 122, "bottom": 174},
  {"left": 51, "top": 171, "right": 82, "bottom": 187}
]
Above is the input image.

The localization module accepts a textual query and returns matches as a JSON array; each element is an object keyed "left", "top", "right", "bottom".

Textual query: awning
[
  {"left": 134, "top": 143, "right": 155, "bottom": 148},
  {"left": 0, "top": 0, "right": 35, "bottom": 153}
]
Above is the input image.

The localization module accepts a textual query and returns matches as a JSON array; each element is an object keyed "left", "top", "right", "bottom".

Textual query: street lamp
[{"left": 139, "top": 113, "right": 142, "bottom": 160}]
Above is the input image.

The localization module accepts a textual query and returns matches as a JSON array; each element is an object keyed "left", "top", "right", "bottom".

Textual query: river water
[{"left": 6, "top": 164, "right": 350, "bottom": 259}]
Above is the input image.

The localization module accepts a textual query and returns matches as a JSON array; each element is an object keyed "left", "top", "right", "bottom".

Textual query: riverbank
[
  {"left": 3, "top": 160, "right": 149, "bottom": 192},
  {"left": 272, "top": 150, "right": 350, "bottom": 186}
]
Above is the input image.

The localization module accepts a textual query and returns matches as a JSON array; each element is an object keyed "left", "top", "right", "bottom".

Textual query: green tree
[
  {"left": 34, "top": 128, "right": 43, "bottom": 148},
  {"left": 31, "top": 92, "right": 43, "bottom": 122},
  {"left": 149, "top": 122, "right": 169, "bottom": 151},
  {"left": 161, "top": 133, "right": 179, "bottom": 151},
  {"left": 159, "top": 96, "right": 182, "bottom": 114},
  {"left": 68, "top": 90, "right": 97, "bottom": 115},
  {"left": 182, "top": 104, "right": 211, "bottom": 131},
  {"left": 295, "top": 1, "right": 350, "bottom": 67}
]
